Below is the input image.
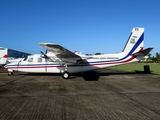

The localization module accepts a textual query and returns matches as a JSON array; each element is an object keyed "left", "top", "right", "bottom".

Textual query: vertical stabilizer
[
  {"left": 122, "top": 28, "right": 144, "bottom": 55},
  {"left": 0, "top": 54, "right": 8, "bottom": 66}
]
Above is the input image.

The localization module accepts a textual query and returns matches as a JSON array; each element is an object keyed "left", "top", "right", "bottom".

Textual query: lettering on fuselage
[
  {"left": 106, "top": 57, "right": 119, "bottom": 59},
  {"left": 92, "top": 57, "right": 119, "bottom": 59}
]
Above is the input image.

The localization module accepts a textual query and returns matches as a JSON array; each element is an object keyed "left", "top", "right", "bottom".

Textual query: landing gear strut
[{"left": 62, "top": 63, "right": 70, "bottom": 79}]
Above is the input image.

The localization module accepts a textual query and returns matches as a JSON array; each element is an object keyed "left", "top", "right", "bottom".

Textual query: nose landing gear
[{"left": 8, "top": 71, "right": 13, "bottom": 76}]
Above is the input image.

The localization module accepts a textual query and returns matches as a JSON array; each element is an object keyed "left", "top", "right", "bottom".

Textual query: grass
[{"left": 109, "top": 63, "right": 160, "bottom": 76}]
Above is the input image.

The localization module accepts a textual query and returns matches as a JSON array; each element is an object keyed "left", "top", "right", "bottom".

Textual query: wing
[{"left": 39, "top": 42, "right": 82, "bottom": 63}]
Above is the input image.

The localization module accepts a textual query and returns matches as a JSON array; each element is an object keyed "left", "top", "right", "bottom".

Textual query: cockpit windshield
[{"left": 23, "top": 56, "right": 28, "bottom": 61}]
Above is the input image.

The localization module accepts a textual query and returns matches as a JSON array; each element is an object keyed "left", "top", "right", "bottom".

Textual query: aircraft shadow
[{"left": 73, "top": 70, "right": 150, "bottom": 81}]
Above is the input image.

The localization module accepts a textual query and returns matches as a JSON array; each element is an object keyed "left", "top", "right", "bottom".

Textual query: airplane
[
  {"left": 4, "top": 27, "right": 153, "bottom": 79},
  {"left": 0, "top": 56, "right": 25, "bottom": 66},
  {"left": 0, "top": 54, "right": 8, "bottom": 67}
]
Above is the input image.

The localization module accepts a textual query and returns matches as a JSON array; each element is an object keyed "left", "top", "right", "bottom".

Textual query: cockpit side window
[
  {"left": 37, "top": 58, "right": 42, "bottom": 62},
  {"left": 28, "top": 57, "right": 33, "bottom": 62}
]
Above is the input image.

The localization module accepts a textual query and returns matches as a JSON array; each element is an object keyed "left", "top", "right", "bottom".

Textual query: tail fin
[
  {"left": 0, "top": 54, "right": 8, "bottom": 66},
  {"left": 122, "top": 28, "right": 144, "bottom": 55}
]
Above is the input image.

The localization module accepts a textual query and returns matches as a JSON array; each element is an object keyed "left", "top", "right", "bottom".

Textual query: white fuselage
[{"left": 4, "top": 52, "right": 144, "bottom": 73}]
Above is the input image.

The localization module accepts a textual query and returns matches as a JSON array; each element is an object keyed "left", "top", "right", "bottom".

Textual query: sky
[{"left": 0, "top": 0, "right": 160, "bottom": 56}]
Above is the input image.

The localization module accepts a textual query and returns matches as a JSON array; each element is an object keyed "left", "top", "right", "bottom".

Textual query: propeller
[
  {"left": 41, "top": 51, "right": 48, "bottom": 58},
  {"left": 40, "top": 50, "right": 54, "bottom": 62}
]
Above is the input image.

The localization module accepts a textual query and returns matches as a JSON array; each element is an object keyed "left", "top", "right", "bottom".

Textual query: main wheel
[{"left": 62, "top": 71, "right": 70, "bottom": 79}]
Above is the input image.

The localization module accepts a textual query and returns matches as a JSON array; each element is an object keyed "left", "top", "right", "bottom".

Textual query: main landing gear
[
  {"left": 62, "top": 71, "right": 70, "bottom": 79},
  {"left": 62, "top": 63, "right": 70, "bottom": 79}
]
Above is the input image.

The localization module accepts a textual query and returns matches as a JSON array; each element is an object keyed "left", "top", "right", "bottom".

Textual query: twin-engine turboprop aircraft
[{"left": 4, "top": 27, "right": 153, "bottom": 79}]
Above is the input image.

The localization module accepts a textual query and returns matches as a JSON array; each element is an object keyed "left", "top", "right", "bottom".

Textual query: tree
[
  {"left": 155, "top": 52, "right": 160, "bottom": 62},
  {"left": 147, "top": 53, "right": 152, "bottom": 61},
  {"left": 94, "top": 52, "right": 102, "bottom": 55},
  {"left": 85, "top": 54, "right": 92, "bottom": 56}
]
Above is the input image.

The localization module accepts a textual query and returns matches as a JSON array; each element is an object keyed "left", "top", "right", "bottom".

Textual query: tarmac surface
[{"left": 0, "top": 68, "right": 160, "bottom": 120}]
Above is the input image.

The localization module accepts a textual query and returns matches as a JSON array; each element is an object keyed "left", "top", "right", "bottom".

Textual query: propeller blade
[
  {"left": 40, "top": 51, "right": 55, "bottom": 62},
  {"left": 41, "top": 51, "right": 44, "bottom": 55},
  {"left": 41, "top": 51, "right": 48, "bottom": 58}
]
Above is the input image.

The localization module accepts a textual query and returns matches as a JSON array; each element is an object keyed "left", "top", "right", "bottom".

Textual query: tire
[{"left": 62, "top": 71, "right": 70, "bottom": 79}]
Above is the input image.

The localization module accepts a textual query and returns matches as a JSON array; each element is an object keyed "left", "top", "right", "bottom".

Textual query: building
[{"left": 0, "top": 47, "right": 31, "bottom": 66}]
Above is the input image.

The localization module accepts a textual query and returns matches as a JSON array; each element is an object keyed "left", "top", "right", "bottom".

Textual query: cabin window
[
  {"left": 37, "top": 58, "right": 42, "bottom": 62},
  {"left": 28, "top": 57, "right": 33, "bottom": 62}
]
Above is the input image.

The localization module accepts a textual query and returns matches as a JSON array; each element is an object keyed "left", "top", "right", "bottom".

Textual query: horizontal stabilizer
[{"left": 132, "top": 47, "right": 153, "bottom": 57}]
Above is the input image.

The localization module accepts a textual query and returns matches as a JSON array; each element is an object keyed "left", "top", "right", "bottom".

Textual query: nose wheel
[{"left": 8, "top": 71, "right": 13, "bottom": 76}]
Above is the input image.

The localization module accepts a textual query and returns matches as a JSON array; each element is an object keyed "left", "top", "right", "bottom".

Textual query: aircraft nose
[{"left": 4, "top": 62, "right": 17, "bottom": 69}]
